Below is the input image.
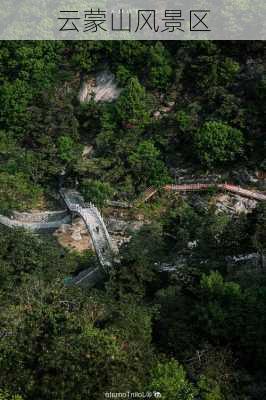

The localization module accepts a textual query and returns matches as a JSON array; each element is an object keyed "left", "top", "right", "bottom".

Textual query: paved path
[
  {"left": 0, "top": 182, "right": 264, "bottom": 287},
  {"left": 0, "top": 212, "right": 71, "bottom": 232},
  {"left": 65, "top": 266, "right": 104, "bottom": 288}
]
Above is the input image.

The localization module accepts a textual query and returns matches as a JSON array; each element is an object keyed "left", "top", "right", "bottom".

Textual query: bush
[
  {"left": 194, "top": 121, "right": 244, "bottom": 166},
  {"left": 80, "top": 179, "right": 114, "bottom": 207},
  {"left": 149, "top": 359, "right": 195, "bottom": 400},
  {"left": 0, "top": 172, "right": 43, "bottom": 213}
]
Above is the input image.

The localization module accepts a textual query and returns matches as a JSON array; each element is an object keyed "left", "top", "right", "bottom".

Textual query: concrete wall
[{"left": 0, "top": 212, "right": 71, "bottom": 232}]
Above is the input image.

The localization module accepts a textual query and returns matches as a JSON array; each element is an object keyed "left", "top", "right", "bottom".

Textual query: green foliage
[
  {"left": 195, "top": 272, "right": 266, "bottom": 369},
  {"left": 0, "top": 131, "right": 17, "bottom": 157},
  {"left": 0, "top": 227, "right": 79, "bottom": 288},
  {"left": 0, "top": 281, "right": 154, "bottom": 400},
  {"left": 188, "top": 346, "right": 235, "bottom": 400},
  {"left": 115, "top": 65, "right": 132, "bottom": 86},
  {"left": 0, "top": 42, "right": 62, "bottom": 134},
  {"left": 162, "top": 201, "right": 251, "bottom": 259},
  {"left": 176, "top": 111, "right": 194, "bottom": 133},
  {"left": 200, "top": 271, "right": 241, "bottom": 298},
  {"left": 162, "top": 200, "right": 202, "bottom": 251},
  {"left": 197, "top": 376, "right": 224, "bottom": 400},
  {"left": 57, "top": 135, "right": 81, "bottom": 164},
  {"left": 0, "top": 390, "right": 23, "bottom": 400},
  {"left": 80, "top": 179, "right": 114, "bottom": 207},
  {"left": 196, "top": 212, "right": 251, "bottom": 259},
  {"left": 111, "top": 222, "right": 166, "bottom": 299},
  {"left": 147, "top": 42, "right": 173, "bottom": 89},
  {"left": 149, "top": 359, "right": 195, "bottom": 400},
  {"left": 154, "top": 265, "right": 266, "bottom": 382},
  {"left": 0, "top": 40, "right": 264, "bottom": 198},
  {"left": 1, "top": 79, "right": 30, "bottom": 113},
  {"left": 194, "top": 121, "right": 244, "bottom": 166},
  {"left": 115, "top": 77, "right": 151, "bottom": 127},
  {"left": 220, "top": 58, "right": 240, "bottom": 84},
  {"left": 0, "top": 40, "right": 265, "bottom": 400},
  {"left": 128, "top": 140, "right": 170, "bottom": 188},
  {"left": 0, "top": 172, "right": 42, "bottom": 213},
  {"left": 70, "top": 41, "right": 107, "bottom": 73}
]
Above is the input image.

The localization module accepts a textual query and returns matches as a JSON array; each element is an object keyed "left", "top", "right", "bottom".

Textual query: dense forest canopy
[
  {"left": 0, "top": 40, "right": 265, "bottom": 400},
  {"left": 0, "top": 41, "right": 265, "bottom": 207}
]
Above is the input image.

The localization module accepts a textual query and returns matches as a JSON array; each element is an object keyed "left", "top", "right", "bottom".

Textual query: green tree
[
  {"left": 0, "top": 172, "right": 42, "bottom": 213},
  {"left": 80, "top": 179, "right": 114, "bottom": 207},
  {"left": 176, "top": 111, "right": 195, "bottom": 133},
  {"left": 0, "top": 131, "right": 17, "bottom": 156},
  {"left": 147, "top": 42, "right": 173, "bottom": 89},
  {"left": 0, "top": 227, "right": 79, "bottom": 288},
  {"left": 149, "top": 359, "right": 195, "bottom": 400},
  {"left": 128, "top": 140, "right": 169, "bottom": 189},
  {"left": 0, "top": 281, "right": 155, "bottom": 400},
  {"left": 194, "top": 121, "right": 244, "bottom": 166},
  {"left": 195, "top": 272, "right": 266, "bottom": 369},
  {"left": 196, "top": 271, "right": 244, "bottom": 339},
  {"left": 57, "top": 135, "right": 81, "bottom": 164},
  {"left": 113, "top": 222, "right": 165, "bottom": 299},
  {"left": 115, "top": 65, "right": 132, "bottom": 86},
  {"left": 197, "top": 376, "right": 224, "bottom": 400},
  {"left": 0, "top": 390, "right": 23, "bottom": 400},
  {"left": 0, "top": 42, "right": 62, "bottom": 135},
  {"left": 219, "top": 58, "right": 240, "bottom": 85},
  {"left": 115, "top": 77, "right": 151, "bottom": 127},
  {"left": 187, "top": 346, "right": 235, "bottom": 400},
  {"left": 0, "top": 80, "right": 32, "bottom": 134}
]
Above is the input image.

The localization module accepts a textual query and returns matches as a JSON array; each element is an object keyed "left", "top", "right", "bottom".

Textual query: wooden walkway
[
  {"left": 221, "top": 184, "right": 266, "bottom": 201},
  {"left": 134, "top": 186, "right": 158, "bottom": 206},
  {"left": 139, "top": 183, "right": 266, "bottom": 203}
]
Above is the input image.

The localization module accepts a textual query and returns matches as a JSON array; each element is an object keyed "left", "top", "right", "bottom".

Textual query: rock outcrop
[{"left": 78, "top": 71, "right": 121, "bottom": 103}]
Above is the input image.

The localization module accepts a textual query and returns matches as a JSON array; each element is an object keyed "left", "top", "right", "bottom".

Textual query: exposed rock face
[
  {"left": 106, "top": 215, "right": 146, "bottom": 233},
  {"left": 106, "top": 217, "right": 145, "bottom": 249},
  {"left": 54, "top": 218, "right": 94, "bottom": 252},
  {"left": 53, "top": 214, "right": 145, "bottom": 253},
  {"left": 82, "top": 145, "right": 94, "bottom": 159},
  {"left": 215, "top": 194, "right": 257, "bottom": 215},
  {"left": 78, "top": 71, "right": 121, "bottom": 103}
]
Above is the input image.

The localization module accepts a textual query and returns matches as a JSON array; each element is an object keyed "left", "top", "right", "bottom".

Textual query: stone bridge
[
  {"left": 0, "top": 210, "right": 71, "bottom": 232},
  {"left": 0, "top": 189, "right": 119, "bottom": 286},
  {"left": 0, "top": 182, "right": 265, "bottom": 287},
  {"left": 59, "top": 188, "right": 119, "bottom": 274}
]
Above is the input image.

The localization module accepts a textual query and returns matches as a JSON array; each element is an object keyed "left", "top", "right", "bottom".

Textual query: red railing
[{"left": 138, "top": 183, "right": 266, "bottom": 203}]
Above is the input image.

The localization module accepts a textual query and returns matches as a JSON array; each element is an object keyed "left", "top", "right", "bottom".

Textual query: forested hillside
[{"left": 0, "top": 41, "right": 265, "bottom": 400}]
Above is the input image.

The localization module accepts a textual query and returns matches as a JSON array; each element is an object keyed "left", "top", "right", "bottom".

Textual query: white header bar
[{"left": 0, "top": 0, "right": 265, "bottom": 40}]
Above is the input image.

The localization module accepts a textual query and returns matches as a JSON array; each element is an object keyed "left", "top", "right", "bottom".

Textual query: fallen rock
[{"left": 71, "top": 231, "right": 82, "bottom": 241}]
